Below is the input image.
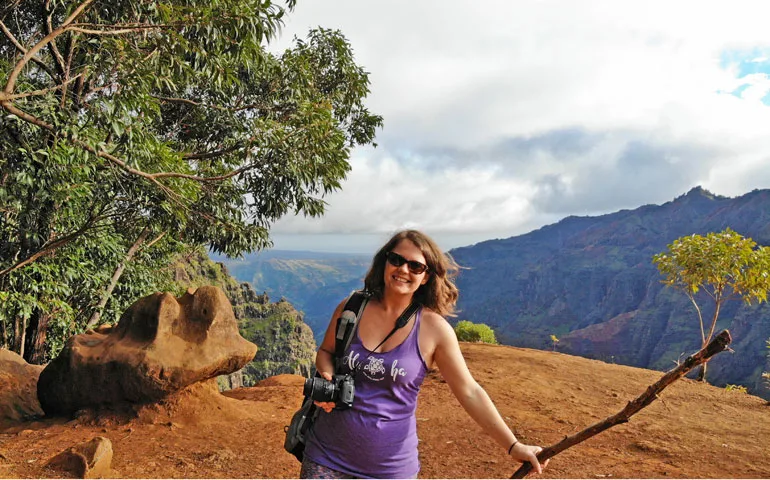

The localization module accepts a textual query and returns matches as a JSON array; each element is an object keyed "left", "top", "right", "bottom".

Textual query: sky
[{"left": 264, "top": 0, "right": 770, "bottom": 254}]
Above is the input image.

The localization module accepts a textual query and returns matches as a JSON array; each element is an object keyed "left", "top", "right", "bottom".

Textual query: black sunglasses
[{"left": 385, "top": 251, "right": 429, "bottom": 275}]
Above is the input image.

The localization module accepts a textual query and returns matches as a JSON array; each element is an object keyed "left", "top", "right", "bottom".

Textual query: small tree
[
  {"left": 762, "top": 339, "right": 770, "bottom": 390},
  {"left": 550, "top": 334, "right": 560, "bottom": 351},
  {"left": 653, "top": 228, "right": 770, "bottom": 382},
  {"left": 455, "top": 320, "right": 497, "bottom": 344}
]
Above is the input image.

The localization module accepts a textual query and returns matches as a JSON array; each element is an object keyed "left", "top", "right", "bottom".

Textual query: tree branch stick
[
  {"left": 45, "top": 0, "right": 67, "bottom": 78},
  {"left": 3, "top": 0, "right": 93, "bottom": 94},
  {"left": 511, "top": 329, "right": 733, "bottom": 478},
  {"left": 0, "top": 213, "right": 103, "bottom": 278},
  {"left": 0, "top": 20, "right": 59, "bottom": 80},
  {"left": 4, "top": 74, "right": 82, "bottom": 100},
  {"left": 86, "top": 226, "right": 150, "bottom": 328}
]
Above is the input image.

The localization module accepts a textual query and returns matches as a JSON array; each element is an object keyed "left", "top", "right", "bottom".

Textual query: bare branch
[
  {"left": 142, "top": 231, "right": 167, "bottom": 251},
  {"left": 4, "top": 74, "right": 83, "bottom": 100},
  {"left": 153, "top": 95, "right": 269, "bottom": 113},
  {"left": 45, "top": 0, "right": 67, "bottom": 78},
  {"left": 86, "top": 226, "right": 151, "bottom": 328},
  {"left": 3, "top": 0, "right": 94, "bottom": 94},
  {"left": 0, "top": 212, "right": 106, "bottom": 278},
  {"left": 510, "top": 330, "right": 733, "bottom": 478},
  {"left": 0, "top": 19, "right": 58, "bottom": 80},
  {"left": 182, "top": 142, "right": 248, "bottom": 160},
  {"left": 0, "top": 100, "right": 186, "bottom": 204},
  {"left": 68, "top": 26, "right": 153, "bottom": 35},
  {"left": 686, "top": 291, "right": 706, "bottom": 345},
  {"left": 61, "top": 0, "right": 95, "bottom": 27}
]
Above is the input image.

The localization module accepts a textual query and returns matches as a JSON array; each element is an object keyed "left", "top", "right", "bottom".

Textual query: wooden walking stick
[{"left": 511, "top": 329, "right": 733, "bottom": 478}]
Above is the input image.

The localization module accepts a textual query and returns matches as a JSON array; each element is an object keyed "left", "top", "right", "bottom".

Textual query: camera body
[{"left": 303, "top": 373, "right": 355, "bottom": 409}]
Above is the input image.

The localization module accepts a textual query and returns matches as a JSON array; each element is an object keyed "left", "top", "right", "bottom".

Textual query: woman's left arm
[{"left": 431, "top": 316, "right": 547, "bottom": 474}]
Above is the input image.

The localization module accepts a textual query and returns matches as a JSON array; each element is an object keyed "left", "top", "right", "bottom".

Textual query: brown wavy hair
[{"left": 363, "top": 230, "right": 459, "bottom": 317}]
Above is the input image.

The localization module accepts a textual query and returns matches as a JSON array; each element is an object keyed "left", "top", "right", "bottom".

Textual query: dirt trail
[{"left": 1, "top": 343, "right": 769, "bottom": 478}]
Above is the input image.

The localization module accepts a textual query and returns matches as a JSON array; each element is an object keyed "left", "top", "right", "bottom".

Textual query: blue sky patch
[
  {"left": 719, "top": 48, "right": 770, "bottom": 104},
  {"left": 720, "top": 48, "right": 770, "bottom": 77}
]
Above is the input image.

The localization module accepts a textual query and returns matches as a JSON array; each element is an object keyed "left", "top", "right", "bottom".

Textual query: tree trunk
[
  {"left": 23, "top": 310, "right": 51, "bottom": 364},
  {"left": 696, "top": 362, "right": 707, "bottom": 382},
  {"left": 86, "top": 227, "right": 152, "bottom": 328},
  {"left": 0, "top": 275, "right": 7, "bottom": 348},
  {"left": 14, "top": 315, "right": 26, "bottom": 358}
]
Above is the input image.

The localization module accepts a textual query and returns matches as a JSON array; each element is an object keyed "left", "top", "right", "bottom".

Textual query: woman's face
[{"left": 383, "top": 239, "right": 430, "bottom": 296}]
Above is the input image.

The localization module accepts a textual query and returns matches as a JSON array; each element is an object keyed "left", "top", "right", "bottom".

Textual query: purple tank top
[{"left": 304, "top": 307, "right": 429, "bottom": 478}]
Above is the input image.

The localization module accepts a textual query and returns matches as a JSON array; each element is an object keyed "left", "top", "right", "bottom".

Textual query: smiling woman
[{"left": 300, "top": 229, "right": 549, "bottom": 479}]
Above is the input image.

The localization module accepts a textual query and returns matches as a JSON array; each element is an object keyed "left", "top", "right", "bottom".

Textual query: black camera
[{"left": 303, "top": 374, "right": 355, "bottom": 409}]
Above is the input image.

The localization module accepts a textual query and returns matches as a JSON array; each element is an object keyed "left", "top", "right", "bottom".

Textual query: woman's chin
[{"left": 387, "top": 281, "right": 417, "bottom": 295}]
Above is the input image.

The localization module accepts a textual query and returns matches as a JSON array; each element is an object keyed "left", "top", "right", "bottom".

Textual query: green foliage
[
  {"left": 0, "top": 0, "right": 379, "bottom": 361},
  {"left": 653, "top": 228, "right": 770, "bottom": 382},
  {"left": 455, "top": 320, "right": 497, "bottom": 344},
  {"left": 724, "top": 384, "right": 748, "bottom": 394}
]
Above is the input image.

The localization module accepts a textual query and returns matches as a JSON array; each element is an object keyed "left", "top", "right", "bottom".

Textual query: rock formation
[
  {"left": 173, "top": 250, "right": 317, "bottom": 387},
  {"left": 0, "top": 348, "right": 44, "bottom": 422},
  {"left": 37, "top": 286, "right": 257, "bottom": 415},
  {"left": 45, "top": 436, "right": 113, "bottom": 479}
]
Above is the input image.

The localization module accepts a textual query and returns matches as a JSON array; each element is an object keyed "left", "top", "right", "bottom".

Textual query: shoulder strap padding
[{"left": 334, "top": 290, "right": 368, "bottom": 368}]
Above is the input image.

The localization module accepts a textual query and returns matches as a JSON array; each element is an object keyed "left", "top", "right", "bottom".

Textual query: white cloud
[
  {"left": 267, "top": 0, "right": 770, "bottom": 251},
  {"left": 273, "top": 148, "right": 536, "bottom": 235}
]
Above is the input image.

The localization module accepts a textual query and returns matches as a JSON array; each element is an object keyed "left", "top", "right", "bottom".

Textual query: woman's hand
[
  {"left": 313, "top": 371, "right": 336, "bottom": 413},
  {"left": 509, "top": 442, "right": 549, "bottom": 475},
  {"left": 314, "top": 400, "right": 336, "bottom": 413}
]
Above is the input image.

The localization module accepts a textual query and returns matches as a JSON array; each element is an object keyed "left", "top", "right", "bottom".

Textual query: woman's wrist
[{"left": 507, "top": 440, "right": 519, "bottom": 455}]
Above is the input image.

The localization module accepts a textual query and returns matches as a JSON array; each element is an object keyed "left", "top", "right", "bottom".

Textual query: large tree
[
  {"left": 0, "top": 0, "right": 382, "bottom": 362},
  {"left": 653, "top": 228, "right": 770, "bottom": 382}
]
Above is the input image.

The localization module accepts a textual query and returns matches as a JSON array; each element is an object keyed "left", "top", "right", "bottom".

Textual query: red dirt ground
[{"left": 1, "top": 342, "right": 769, "bottom": 478}]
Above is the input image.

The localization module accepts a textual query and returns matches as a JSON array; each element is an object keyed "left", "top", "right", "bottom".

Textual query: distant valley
[
  {"left": 212, "top": 187, "right": 770, "bottom": 398},
  {"left": 212, "top": 250, "right": 371, "bottom": 342}
]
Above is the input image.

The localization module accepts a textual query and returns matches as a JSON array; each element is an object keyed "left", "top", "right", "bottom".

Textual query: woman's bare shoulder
[{"left": 420, "top": 308, "right": 455, "bottom": 337}]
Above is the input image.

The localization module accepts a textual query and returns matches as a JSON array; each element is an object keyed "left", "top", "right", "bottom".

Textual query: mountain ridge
[
  {"left": 212, "top": 187, "right": 770, "bottom": 396},
  {"left": 452, "top": 186, "right": 770, "bottom": 397}
]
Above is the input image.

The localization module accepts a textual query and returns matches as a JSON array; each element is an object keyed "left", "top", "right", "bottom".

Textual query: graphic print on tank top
[
  {"left": 344, "top": 346, "right": 409, "bottom": 383},
  {"left": 342, "top": 315, "right": 418, "bottom": 384}
]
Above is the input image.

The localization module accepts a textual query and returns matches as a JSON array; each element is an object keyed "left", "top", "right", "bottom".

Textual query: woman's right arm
[{"left": 313, "top": 299, "right": 347, "bottom": 412}]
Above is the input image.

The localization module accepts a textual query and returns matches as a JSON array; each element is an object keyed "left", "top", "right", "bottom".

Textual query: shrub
[
  {"left": 724, "top": 384, "right": 748, "bottom": 394},
  {"left": 455, "top": 320, "right": 497, "bottom": 344}
]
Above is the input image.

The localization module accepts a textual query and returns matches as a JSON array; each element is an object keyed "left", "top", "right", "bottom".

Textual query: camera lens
[{"left": 303, "top": 376, "right": 337, "bottom": 402}]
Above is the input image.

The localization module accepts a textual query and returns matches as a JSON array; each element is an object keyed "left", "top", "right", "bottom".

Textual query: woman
[{"left": 301, "top": 230, "right": 548, "bottom": 478}]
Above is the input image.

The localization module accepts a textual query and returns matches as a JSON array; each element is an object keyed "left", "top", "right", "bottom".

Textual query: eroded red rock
[
  {"left": 45, "top": 436, "right": 113, "bottom": 478},
  {"left": 37, "top": 286, "right": 257, "bottom": 415},
  {"left": 0, "top": 349, "right": 44, "bottom": 422}
]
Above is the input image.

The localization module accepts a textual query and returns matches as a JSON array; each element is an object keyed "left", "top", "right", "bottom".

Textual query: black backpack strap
[
  {"left": 368, "top": 301, "right": 420, "bottom": 354},
  {"left": 334, "top": 290, "right": 369, "bottom": 370}
]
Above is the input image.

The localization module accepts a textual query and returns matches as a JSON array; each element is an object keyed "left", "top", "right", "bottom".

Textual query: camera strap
[
  {"left": 348, "top": 301, "right": 420, "bottom": 377},
  {"left": 367, "top": 300, "right": 421, "bottom": 356}
]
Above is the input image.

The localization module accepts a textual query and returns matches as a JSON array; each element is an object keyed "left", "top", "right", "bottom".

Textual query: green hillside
[
  {"left": 174, "top": 249, "right": 316, "bottom": 387},
  {"left": 215, "top": 251, "right": 370, "bottom": 342}
]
